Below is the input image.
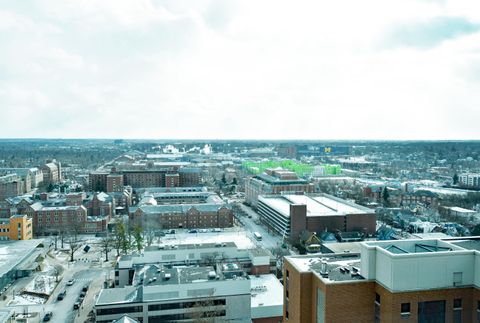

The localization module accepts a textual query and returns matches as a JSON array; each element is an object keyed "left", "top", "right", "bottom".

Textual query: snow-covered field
[{"left": 8, "top": 293, "right": 45, "bottom": 305}]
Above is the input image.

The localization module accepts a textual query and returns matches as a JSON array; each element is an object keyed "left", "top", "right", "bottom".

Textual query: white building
[{"left": 96, "top": 265, "right": 251, "bottom": 323}]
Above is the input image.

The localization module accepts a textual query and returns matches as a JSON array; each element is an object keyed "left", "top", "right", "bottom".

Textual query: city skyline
[{"left": 1, "top": 0, "right": 480, "bottom": 140}]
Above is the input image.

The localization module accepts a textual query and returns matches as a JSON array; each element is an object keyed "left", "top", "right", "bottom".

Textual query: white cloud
[{"left": 0, "top": 0, "right": 479, "bottom": 139}]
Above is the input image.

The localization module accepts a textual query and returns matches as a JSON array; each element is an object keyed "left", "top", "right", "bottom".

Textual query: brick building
[
  {"left": 107, "top": 174, "right": 124, "bottom": 193},
  {"left": 245, "top": 168, "right": 314, "bottom": 208},
  {"left": 283, "top": 238, "right": 480, "bottom": 323},
  {"left": 131, "top": 204, "right": 233, "bottom": 229},
  {"left": 0, "top": 174, "right": 22, "bottom": 200},
  {"left": 89, "top": 166, "right": 201, "bottom": 190},
  {"left": 257, "top": 193, "right": 376, "bottom": 242},
  {"left": 41, "top": 161, "right": 61, "bottom": 184}
]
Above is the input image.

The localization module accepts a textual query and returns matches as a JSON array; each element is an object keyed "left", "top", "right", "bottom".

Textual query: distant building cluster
[
  {"left": 0, "top": 161, "right": 61, "bottom": 200},
  {"left": 459, "top": 173, "right": 480, "bottom": 189}
]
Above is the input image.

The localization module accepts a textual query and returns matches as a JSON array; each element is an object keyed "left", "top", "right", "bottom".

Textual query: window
[
  {"left": 453, "top": 272, "right": 463, "bottom": 286},
  {"left": 375, "top": 293, "right": 381, "bottom": 323},
  {"left": 477, "top": 301, "right": 480, "bottom": 322},
  {"left": 401, "top": 303, "right": 411, "bottom": 314},
  {"left": 418, "top": 300, "right": 445, "bottom": 323},
  {"left": 453, "top": 299, "right": 462, "bottom": 309},
  {"left": 453, "top": 298, "right": 462, "bottom": 323}
]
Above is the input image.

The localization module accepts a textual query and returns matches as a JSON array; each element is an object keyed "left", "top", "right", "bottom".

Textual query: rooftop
[
  {"left": 249, "top": 274, "right": 284, "bottom": 319},
  {"left": 288, "top": 254, "right": 363, "bottom": 282},
  {"left": 364, "top": 239, "right": 464, "bottom": 254},
  {"left": 0, "top": 240, "right": 44, "bottom": 278},
  {"left": 259, "top": 193, "right": 371, "bottom": 217}
]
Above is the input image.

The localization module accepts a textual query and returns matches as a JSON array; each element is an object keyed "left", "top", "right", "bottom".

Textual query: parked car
[
  {"left": 43, "top": 312, "right": 53, "bottom": 321},
  {"left": 165, "top": 229, "right": 176, "bottom": 234},
  {"left": 79, "top": 291, "right": 86, "bottom": 299},
  {"left": 57, "top": 290, "right": 66, "bottom": 301},
  {"left": 188, "top": 229, "right": 198, "bottom": 233},
  {"left": 73, "top": 301, "right": 81, "bottom": 309},
  {"left": 66, "top": 279, "right": 74, "bottom": 286},
  {"left": 82, "top": 284, "right": 89, "bottom": 292}
]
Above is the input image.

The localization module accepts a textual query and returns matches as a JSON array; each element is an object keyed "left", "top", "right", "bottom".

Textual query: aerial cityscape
[{"left": 1, "top": 1, "right": 480, "bottom": 323}]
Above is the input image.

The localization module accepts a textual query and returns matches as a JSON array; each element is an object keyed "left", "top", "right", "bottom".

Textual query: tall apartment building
[
  {"left": 283, "top": 238, "right": 480, "bottom": 323},
  {"left": 41, "top": 161, "right": 61, "bottom": 184},
  {"left": 245, "top": 168, "right": 314, "bottom": 208},
  {"left": 257, "top": 193, "right": 376, "bottom": 241},
  {"left": 0, "top": 215, "right": 33, "bottom": 240},
  {"left": 459, "top": 173, "right": 480, "bottom": 189},
  {"left": 90, "top": 171, "right": 110, "bottom": 192},
  {"left": 107, "top": 174, "right": 124, "bottom": 193}
]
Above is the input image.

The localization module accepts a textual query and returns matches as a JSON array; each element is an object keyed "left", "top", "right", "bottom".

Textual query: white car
[{"left": 66, "top": 279, "right": 74, "bottom": 286}]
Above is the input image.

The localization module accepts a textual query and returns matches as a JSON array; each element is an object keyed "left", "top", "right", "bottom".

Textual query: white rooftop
[
  {"left": 249, "top": 274, "right": 284, "bottom": 319},
  {"left": 259, "top": 194, "right": 370, "bottom": 217}
]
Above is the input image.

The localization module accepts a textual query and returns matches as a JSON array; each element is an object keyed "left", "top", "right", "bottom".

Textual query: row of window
[
  {"left": 376, "top": 293, "right": 480, "bottom": 323},
  {"left": 96, "top": 306, "right": 143, "bottom": 315},
  {"left": 148, "top": 310, "right": 226, "bottom": 321},
  {"left": 96, "top": 299, "right": 227, "bottom": 316},
  {"left": 148, "top": 299, "right": 226, "bottom": 311}
]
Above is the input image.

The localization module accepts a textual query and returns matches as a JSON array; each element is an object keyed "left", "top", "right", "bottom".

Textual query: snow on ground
[
  {"left": 8, "top": 293, "right": 45, "bottom": 305},
  {"left": 24, "top": 275, "right": 57, "bottom": 296}
]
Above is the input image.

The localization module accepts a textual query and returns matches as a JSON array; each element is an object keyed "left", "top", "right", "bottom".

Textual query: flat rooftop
[
  {"left": 249, "top": 274, "right": 283, "bottom": 319},
  {"left": 365, "top": 239, "right": 464, "bottom": 254},
  {"left": 288, "top": 254, "right": 364, "bottom": 282},
  {"left": 0, "top": 240, "right": 44, "bottom": 278},
  {"left": 259, "top": 194, "right": 371, "bottom": 217},
  {"left": 135, "top": 265, "right": 219, "bottom": 287}
]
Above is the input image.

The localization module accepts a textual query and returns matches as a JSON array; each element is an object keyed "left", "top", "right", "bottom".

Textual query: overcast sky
[{"left": 1, "top": 0, "right": 479, "bottom": 140}]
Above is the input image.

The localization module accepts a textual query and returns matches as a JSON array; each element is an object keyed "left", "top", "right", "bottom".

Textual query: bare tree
[
  {"left": 271, "top": 246, "right": 290, "bottom": 277},
  {"left": 53, "top": 264, "right": 64, "bottom": 282},
  {"left": 99, "top": 234, "right": 113, "bottom": 261},
  {"left": 142, "top": 216, "right": 162, "bottom": 247},
  {"left": 66, "top": 222, "right": 83, "bottom": 262}
]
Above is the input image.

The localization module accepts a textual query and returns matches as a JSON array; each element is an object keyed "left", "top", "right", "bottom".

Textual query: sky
[{"left": 0, "top": 0, "right": 480, "bottom": 140}]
